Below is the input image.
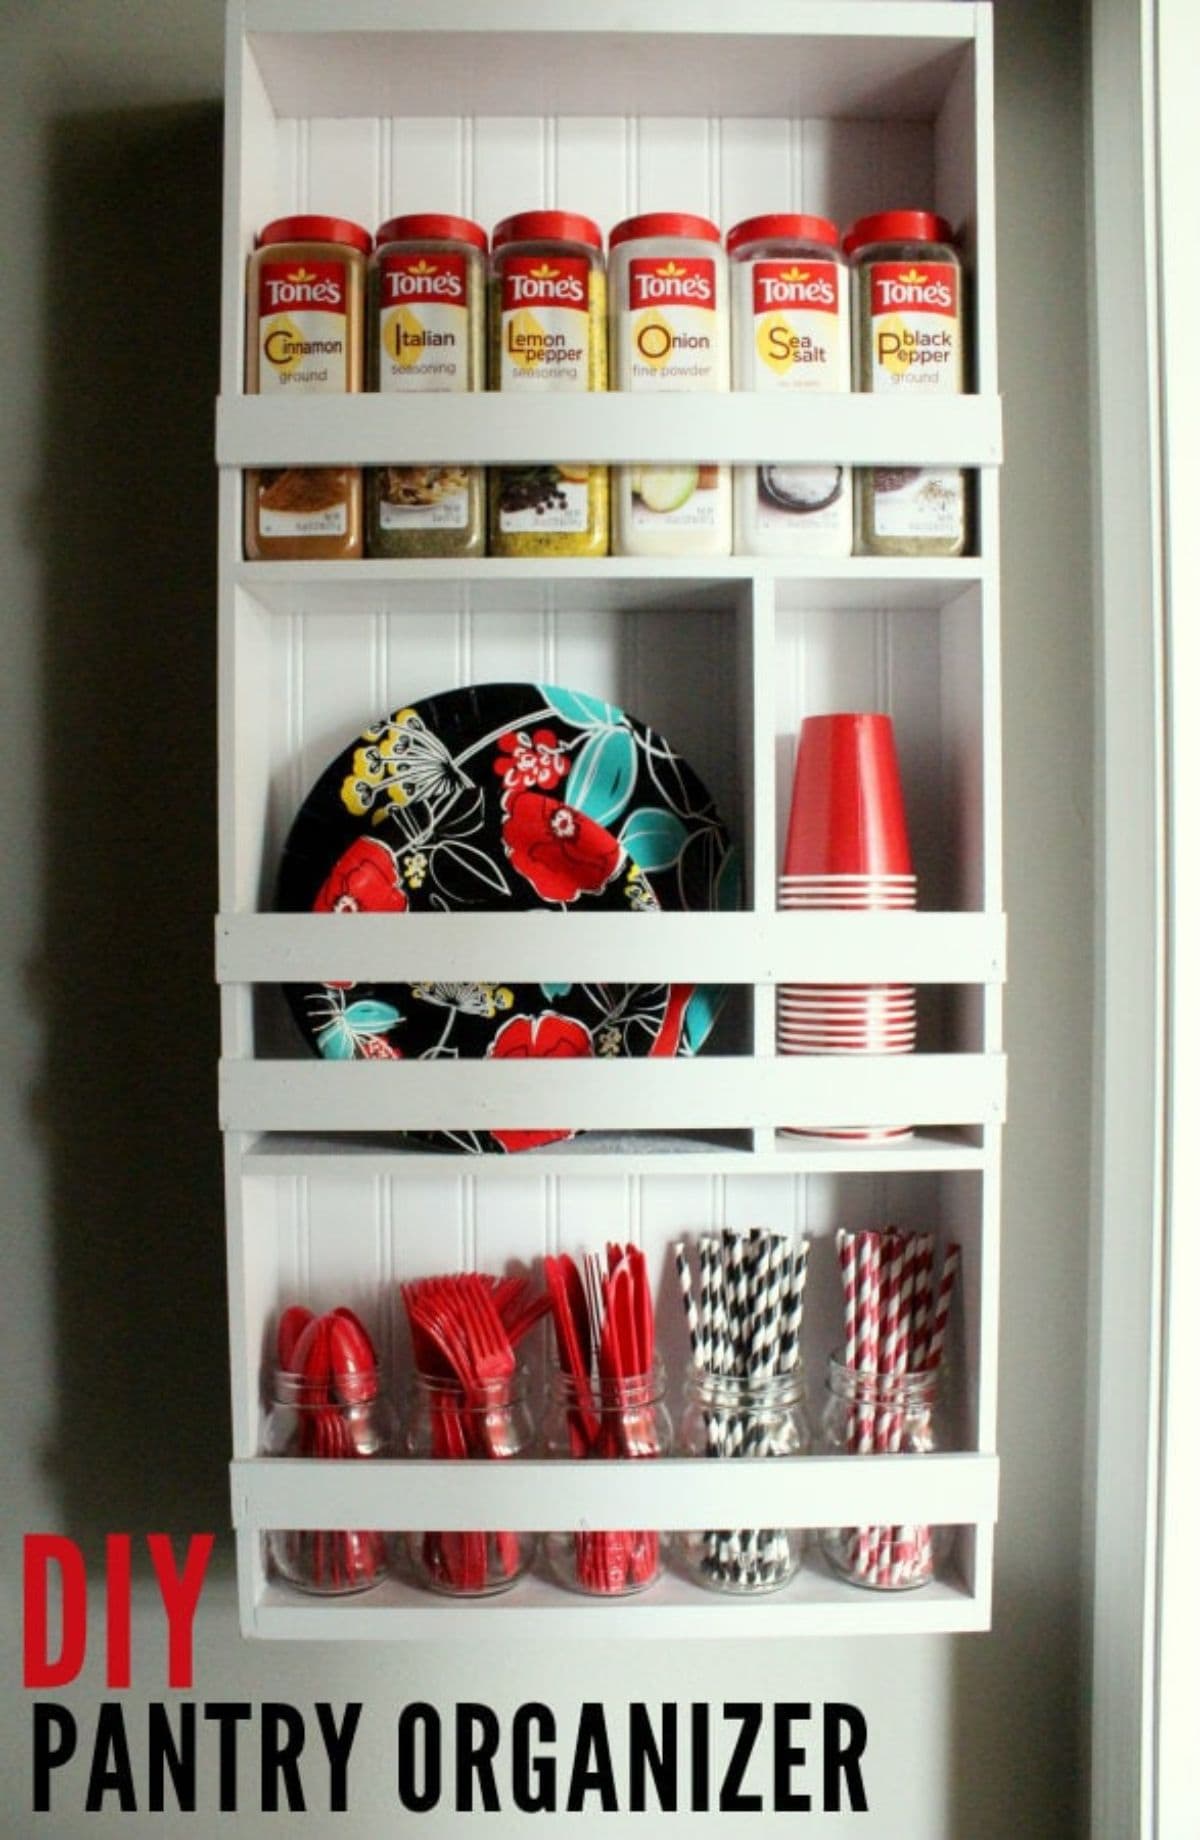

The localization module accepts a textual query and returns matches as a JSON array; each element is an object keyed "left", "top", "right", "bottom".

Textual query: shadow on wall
[{"left": 36, "top": 104, "right": 229, "bottom": 1566}]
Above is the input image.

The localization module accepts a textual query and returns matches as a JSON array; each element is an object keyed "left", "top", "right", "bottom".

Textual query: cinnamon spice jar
[{"left": 244, "top": 214, "right": 370, "bottom": 560}]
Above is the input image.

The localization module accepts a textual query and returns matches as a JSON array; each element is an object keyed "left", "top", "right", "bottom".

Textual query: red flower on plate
[
  {"left": 501, "top": 790, "right": 621, "bottom": 904},
  {"left": 486, "top": 1010, "right": 593, "bottom": 1153},
  {"left": 493, "top": 728, "right": 569, "bottom": 799},
  {"left": 313, "top": 837, "right": 408, "bottom": 914}
]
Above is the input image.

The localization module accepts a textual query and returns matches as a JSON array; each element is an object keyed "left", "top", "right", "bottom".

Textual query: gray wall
[{"left": 0, "top": 3, "right": 1092, "bottom": 1832}]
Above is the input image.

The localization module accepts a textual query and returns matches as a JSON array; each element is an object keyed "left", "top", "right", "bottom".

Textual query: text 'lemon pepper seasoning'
[{"left": 488, "top": 211, "right": 608, "bottom": 558}]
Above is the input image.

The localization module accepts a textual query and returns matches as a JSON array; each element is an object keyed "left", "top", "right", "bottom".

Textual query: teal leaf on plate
[
  {"left": 539, "top": 684, "right": 622, "bottom": 730},
  {"left": 683, "top": 984, "right": 724, "bottom": 1055},
  {"left": 316, "top": 1021, "right": 357, "bottom": 1060},
  {"left": 343, "top": 1000, "right": 401, "bottom": 1033},
  {"left": 541, "top": 983, "right": 572, "bottom": 999},
  {"left": 618, "top": 805, "right": 690, "bottom": 874},
  {"left": 715, "top": 845, "right": 743, "bottom": 911},
  {"left": 565, "top": 726, "right": 638, "bottom": 829}
]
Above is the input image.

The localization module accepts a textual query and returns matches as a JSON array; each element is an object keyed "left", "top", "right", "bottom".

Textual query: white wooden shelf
[
  {"left": 217, "top": 0, "right": 1002, "bottom": 1638},
  {"left": 220, "top": 1055, "right": 1005, "bottom": 1135},
  {"left": 243, "top": 1559, "right": 989, "bottom": 1642},
  {"left": 240, "top": 1128, "right": 988, "bottom": 1175},
  {"left": 232, "top": 1453, "right": 997, "bottom": 1531},
  {"left": 217, "top": 392, "right": 1003, "bottom": 470},
  {"left": 217, "top": 910, "right": 1006, "bottom": 986}
]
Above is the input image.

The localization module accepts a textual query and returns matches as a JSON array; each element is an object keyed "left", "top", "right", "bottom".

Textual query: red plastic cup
[{"left": 782, "top": 714, "right": 912, "bottom": 877}]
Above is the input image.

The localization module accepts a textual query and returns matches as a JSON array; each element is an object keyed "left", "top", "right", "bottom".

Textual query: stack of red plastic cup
[{"left": 778, "top": 713, "right": 916, "bottom": 1140}]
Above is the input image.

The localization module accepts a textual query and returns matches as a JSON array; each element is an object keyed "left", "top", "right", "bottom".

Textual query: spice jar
[
  {"left": 244, "top": 214, "right": 370, "bottom": 560},
  {"left": 608, "top": 212, "right": 731, "bottom": 557},
  {"left": 818, "top": 1356, "right": 950, "bottom": 1590},
  {"left": 262, "top": 1364, "right": 395, "bottom": 1595},
  {"left": 540, "top": 1365, "right": 671, "bottom": 1596},
  {"left": 367, "top": 213, "right": 487, "bottom": 559},
  {"left": 676, "top": 1367, "right": 809, "bottom": 1593},
  {"left": 404, "top": 1369, "right": 535, "bottom": 1595},
  {"left": 844, "top": 210, "right": 967, "bottom": 556},
  {"left": 488, "top": 211, "right": 608, "bottom": 557},
  {"left": 727, "top": 213, "right": 851, "bottom": 557}
]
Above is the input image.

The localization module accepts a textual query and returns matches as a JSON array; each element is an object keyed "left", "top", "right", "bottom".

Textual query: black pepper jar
[{"left": 367, "top": 213, "right": 488, "bottom": 559}]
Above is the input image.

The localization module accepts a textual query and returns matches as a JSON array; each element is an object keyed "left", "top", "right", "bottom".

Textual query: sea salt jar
[
  {"left": 608, "top": 212, "right": 732, "bottom": 557},
  {"left": 727, "top": 213, "right": 851, "bottom": 557}
]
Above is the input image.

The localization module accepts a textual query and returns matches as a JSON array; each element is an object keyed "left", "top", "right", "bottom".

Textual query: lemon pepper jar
[
  {"left": 244, "top": 214, "right": 370, "bottom": 560},
  {"left": 844, "top": 210, "right": 966, "bottom": 556},
  {"left": 727, "top": 213, "right": 851, "bottom": 557},
  {"left": 608, "top": 212, "right": 731, "bottom": 558},
  {"left": 367, "top": 213, "right": 487, "bottom": 559},
  {"left": 488, "top": 210, "right": 608, "bottom": 558}
]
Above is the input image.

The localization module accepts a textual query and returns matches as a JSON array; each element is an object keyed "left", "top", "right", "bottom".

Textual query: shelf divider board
[
  {"left": 216, "top": 392, "right": 1003, "bottom": 471},
  {"left": 216, "top": 910, "right": 1007, "bottom": 985},
  {"left": 220, "top": 1052, "right": 1005, "bottom": 1134},
  {"left": 230, "top": 1452, "right": 999, "bottom": 1531}
]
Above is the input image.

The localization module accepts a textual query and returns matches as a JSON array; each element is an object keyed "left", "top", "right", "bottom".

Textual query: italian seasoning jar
[
  {"left": 727, "top": 213, "right": 851, "bottom": 557},
  {"left": 244, "top": 214, "right": 370, "bottom": 561},
  {"left": 844, "top": 210, "right": 966, "bottom": 556},
  {"left": 608, "top": 212, "right": 731, "bottom": 557},
  {"left": 488, "top": 211, "right": 608, "bottom": 557},
  {"left": 367, "top": 213, "right": 487, "bottom": 559}
]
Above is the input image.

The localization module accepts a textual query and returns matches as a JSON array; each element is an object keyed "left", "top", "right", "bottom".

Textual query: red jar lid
[
  {"left": 492, "top": 210, "right": 602, "bottom": 251},
  {"left": 842, "top": 210, "right": 954, "bottom": 256},
  {"left": 727, "top": 212, "right": 840, "bottom": 255},
  {"left": 609, "top": 212, "right": 721, "bottom": 249},
  {"left": 256, "top": 214, "right": 372, "bottom": 255},
  {"left": 375, "top": 212, "right": 487, "bottom": 253}
]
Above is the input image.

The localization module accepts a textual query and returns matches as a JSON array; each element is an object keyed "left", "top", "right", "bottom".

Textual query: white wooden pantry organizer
[{"left": 216, "top": 0, "right": 1005, "bottom": 1639}]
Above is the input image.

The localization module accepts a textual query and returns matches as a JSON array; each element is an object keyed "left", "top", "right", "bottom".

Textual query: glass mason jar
[
  {"left": 404, "top": 1369, "right": 535, "bottom": 1596},
  {"left": 819, "top": 1356, "right": 950, "bottom": 1590},
  {"left": 676, "top": 1367, "right": 809, "bottom": 1594},
  {"left": 261, "top": 1365, "right": 396, "bottom": 1596},
  {"left": 540, "top": 1364, "right": 671, "bottom": 1596},
  {"left": 843, "top": 209, "right": 967, "bottom": 558}
]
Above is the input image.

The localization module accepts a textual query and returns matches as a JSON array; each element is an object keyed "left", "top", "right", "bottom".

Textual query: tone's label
[
  {"left": 498, "top": 256, "right": 591, "bottom": 391},
  {"left": 871, "top": 467, "right": 964, "bottom": 539},
  {"left": 867, "top": 261, "right": 960, "bottom": 393},
  {"left": 377, "top": 250, "right": 469, "bottom": 391},
  {"left": 626, "top": 257, "right": 718, "bottom": 390},
  {"left": 497, "top": 468, "right": 592, "bottom": 534},
  {"left": 749, "top": 259, "right": 842, "bottom": 390},
  {"left": 257, "top": 467, "right": 350, "bottom": 537},
  {"left": 257, "top": 260, "right": 348, "bottom": 394}
]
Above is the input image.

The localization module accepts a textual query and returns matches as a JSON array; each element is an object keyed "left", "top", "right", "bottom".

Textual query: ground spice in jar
[
  {"left": 608, "top": 212, "right": 731, "bottom": 558},
  {"left": 367, "top": 213, "right": 487, "bottom": 559},
  {"left": 844, "top": 210, "right": 966, "bottom": 557},
  {"left": 244, "top": 214, "right": 369, "bottom": 560},
  {"left": 488, "top": 211, "right": 608, "bottom": 558}
]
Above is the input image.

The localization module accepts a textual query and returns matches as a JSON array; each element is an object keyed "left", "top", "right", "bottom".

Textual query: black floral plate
[{"left": 276, "top": 682, "right": 740, "bottom": 1153}]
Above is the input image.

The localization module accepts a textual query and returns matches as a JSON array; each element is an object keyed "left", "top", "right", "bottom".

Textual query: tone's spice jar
[
  {"left": 367, "top": 213, "right": 487, "bottom": 559},
  {"left": 844, "top": 210, "right": 966, "bottom": 556},
  {"left": 488, "top": 211, "right": 608, "bottom": 558},
  {"left": 727, "top": 213, "right": 851, "bottom": 558},
  {"left": 244, "top": 214, "right": 369, "bottom": 560},
  {"left": 608, "top": 212, "right": 731, "bottom": 557}
]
